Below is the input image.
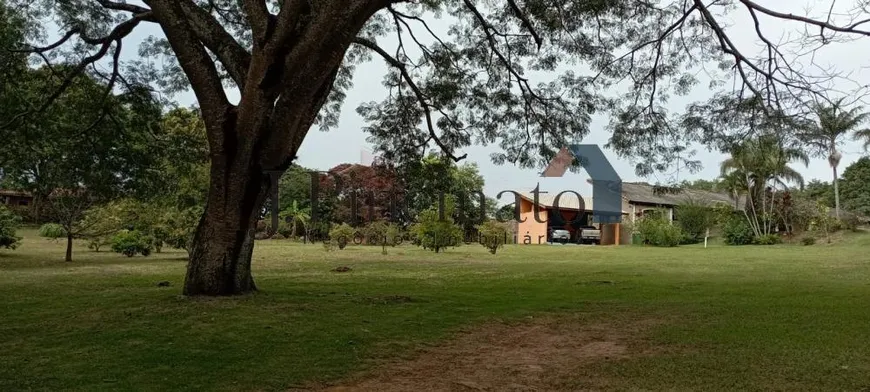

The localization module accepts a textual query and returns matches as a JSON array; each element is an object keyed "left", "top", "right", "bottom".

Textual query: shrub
[
  {"left": 754, "top": 234, "right": 781, "bottom": 245},
  {"left": 838, "top": 213, "right": 862, "bottom": 232},
  {"left": 385, "top": 223, "right": 403, "bottom": 247},
  {"left": 723, "top": 217, "right": 755, "bottom": 245},
  {"left": 277, "top": 221, "right": 294, "bottom": 238},
  {"left": 476, "top": 220, "right": 510, "bottom": 254},
  {"left": 110, "top": 230, "right": 154, "bottom": 257},
  {"left": 38, "top": 223, "right": 67, "bottom": 239},
  {"left": 362, "top": 221, "right": 403, "bottom": 246},
  {"left": 0, "top": 206, "right": 22, "bottom": 250},
  {"left": 362, "top": 220, "right": 388, "bottom": 245},
  {"left": 636, "top": 216, "right": 682, "bottom": 247},
  {"left": 675, "top": 202, "right": 715, "bottom": 243},
  {"left": 409, "top": 208, "right": 463, "bottom": 253},
  {"left": 329, "top": 223, "right": 356, "bottom": 250},
  {"left": 801, "top": 237, "right": 816, "bottom": 246}
]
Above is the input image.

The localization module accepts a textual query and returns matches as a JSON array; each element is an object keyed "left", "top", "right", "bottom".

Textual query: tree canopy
[
  {"left": 7, "top": 1, "right": 870, "bottom": 172},
  {"left": 840, "top": 157, "right": 870, "bottom": 217}
]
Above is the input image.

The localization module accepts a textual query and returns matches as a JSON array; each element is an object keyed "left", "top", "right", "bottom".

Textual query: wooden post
[{"left": 614, "top": 223, "right": 620, "bottom": 246}]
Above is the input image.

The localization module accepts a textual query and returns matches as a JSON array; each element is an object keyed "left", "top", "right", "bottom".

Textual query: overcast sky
[{"left": 111, "top": 0, "right": 870, "bottom": 200}]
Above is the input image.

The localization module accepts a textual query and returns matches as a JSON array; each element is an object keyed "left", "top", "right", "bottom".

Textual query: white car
[
  {"left": 549, "top": 229, "right": 571, "bottom": 244},
  {"left": 578, "top": 226, "right": 601, "bottom": 245}
]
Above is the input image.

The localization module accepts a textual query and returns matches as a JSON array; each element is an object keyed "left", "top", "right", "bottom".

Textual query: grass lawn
[{"left": 2, "top": 229, "right": 870, "bottom": 391}]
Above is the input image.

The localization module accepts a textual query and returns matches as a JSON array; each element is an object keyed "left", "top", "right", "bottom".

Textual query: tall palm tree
[
  {"left": 800, "top": 99, "right": 870, "bottom": 218},
  {"left": 720, "top": 134, "right": 809, "bottom": 235}
]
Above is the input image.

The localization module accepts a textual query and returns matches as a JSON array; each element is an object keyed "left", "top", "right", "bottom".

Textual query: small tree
[
  {"left": 328, "top": 223, "right": 356, "bottom": 250},
  {"left": 0, "top": 206, "right": 22, "bottom": 250},
  {"left": 79, "top": 203, "right": 124, "bottom": 252},
  {"left": 409, "top": 208, "right": 463, "bottom": 253},
  {"left": 810, "top": 202, "right": 839, "bottom": 244},
  {"left": 476, "top": 220, "right": 510, "bottom": 254},
  {"left": 46, "top": 191, "right": 100, "bottom": 262}
]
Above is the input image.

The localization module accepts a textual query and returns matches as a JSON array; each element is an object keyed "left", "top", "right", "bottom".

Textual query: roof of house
[
  {"left": 0, "top": 189, "right": 32, "bottom": 198},
  {"left": 620, "top": 182, "right": 741, "bottom": 209},
  {"left": 514, "top": 191, "right": 629, "bottom": 214}
]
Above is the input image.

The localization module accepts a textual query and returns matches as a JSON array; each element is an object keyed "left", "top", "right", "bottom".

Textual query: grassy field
[{"left": 2, "top": 229, "right": 870, "bottom": 391}]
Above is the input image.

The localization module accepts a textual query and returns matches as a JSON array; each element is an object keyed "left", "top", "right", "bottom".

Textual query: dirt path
[{"left": 311, "top": 315, "right": 664, "bottom": 391}]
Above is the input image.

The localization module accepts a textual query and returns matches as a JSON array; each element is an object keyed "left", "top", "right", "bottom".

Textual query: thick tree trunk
[
  {"left": 183, "top": 137, "right": 271, "bottom": 296},
  {"left": 65, "top": 233, "right": 73, "bottom": 262},
  {"left": 169, "top": 0, "right": 388, "bottom": 297}
]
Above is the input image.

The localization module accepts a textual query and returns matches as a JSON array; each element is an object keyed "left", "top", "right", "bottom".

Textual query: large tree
[
  {"left": 6, "top": 0, "right": 870, "bottom": 295},
  {"left": 839, "top": 157, "right": 870, "bottom": 217},
  {"left": 1, "top": 66, "right": 165, "bottom": 260},
  {"left": 799, "top": 99, "right": 870, "bottom": 218}
]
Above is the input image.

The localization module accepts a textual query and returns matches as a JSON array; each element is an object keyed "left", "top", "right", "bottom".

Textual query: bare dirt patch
[{"left": 313, "top": 315, "right": 665, "bottom": 391}]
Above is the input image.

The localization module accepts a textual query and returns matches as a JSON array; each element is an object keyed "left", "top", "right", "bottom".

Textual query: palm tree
[
  {"left": 800, "top": 99, "right": 870, "bottom": 218},
  {"left": 720, "top": 134, "right": 809, "bottom": 236},
  {"left": 280, "top": 200, "right": 310, "bottom": 241}
]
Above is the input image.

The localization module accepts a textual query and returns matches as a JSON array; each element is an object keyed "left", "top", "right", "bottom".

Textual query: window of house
[{"left": 18, "top": 200, "right": 29, "bottom": 206}]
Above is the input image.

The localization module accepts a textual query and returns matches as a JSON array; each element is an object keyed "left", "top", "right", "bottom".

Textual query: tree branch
[
  {"left": 3, "top": 12, "right": 151, "bottom": 129},
  {"left": 241, "top": 0, "right": 272, "bottom": 46},
  {"left": 740, "top": 0, "right": 870, "bottom": 36},
  {"left": 353, "top": 37, "right": 467, "bottom": 162},
  {"left": 146, "top": 0, "right": 231, "bottom": 122},
  {"left": 176, "top": 0, "right": 252, "bottom": 90},
  {"left": 505, "top": 0, "right": 542, "bottom": 49}
]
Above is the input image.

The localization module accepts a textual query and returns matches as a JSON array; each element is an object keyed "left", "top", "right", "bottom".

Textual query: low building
[
  {"left": 510, "top": 182, "right": 740, "bottom": 245},
  {"left": 512, "top": 191, "right": 629, "bottom": 245},
  {"left": 620, "top": 182, "right": 741, "bottom": 224},
  {"left": 0, "top": 189, "right": 33, "bottom": 207}
]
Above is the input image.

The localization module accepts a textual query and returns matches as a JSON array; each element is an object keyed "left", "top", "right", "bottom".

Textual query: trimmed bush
[
  {"left": 110, "top": 230, "right": 154, "bottom": 257},
  {"left": 0, "top": 206, "right": 22, "bottom": 250},
  {"left": 754, "top": 234, "right": 781, "bottom": 245},
  {"left": 723, "top": 217, "right": 754, "bottom": 245},
  {"left": 38, "top": 223, "right": 67, "bottom": 239},
  {"left": 636, "top": 217, "right": 682, "bottom": 247},
  {"left": 329, "top": 223, "right": 356, "bottom": 250},
  {"left": 675, "top": 202, "right": 715, "bottom": 243}
]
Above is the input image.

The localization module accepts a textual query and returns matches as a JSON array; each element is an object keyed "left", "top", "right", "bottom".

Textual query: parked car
[
  {"left": 549, "top": 228, "right": 571, "bottom": 244},
  {"left": 577, "top": 225, "right": 601, "bottom": 245}
]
